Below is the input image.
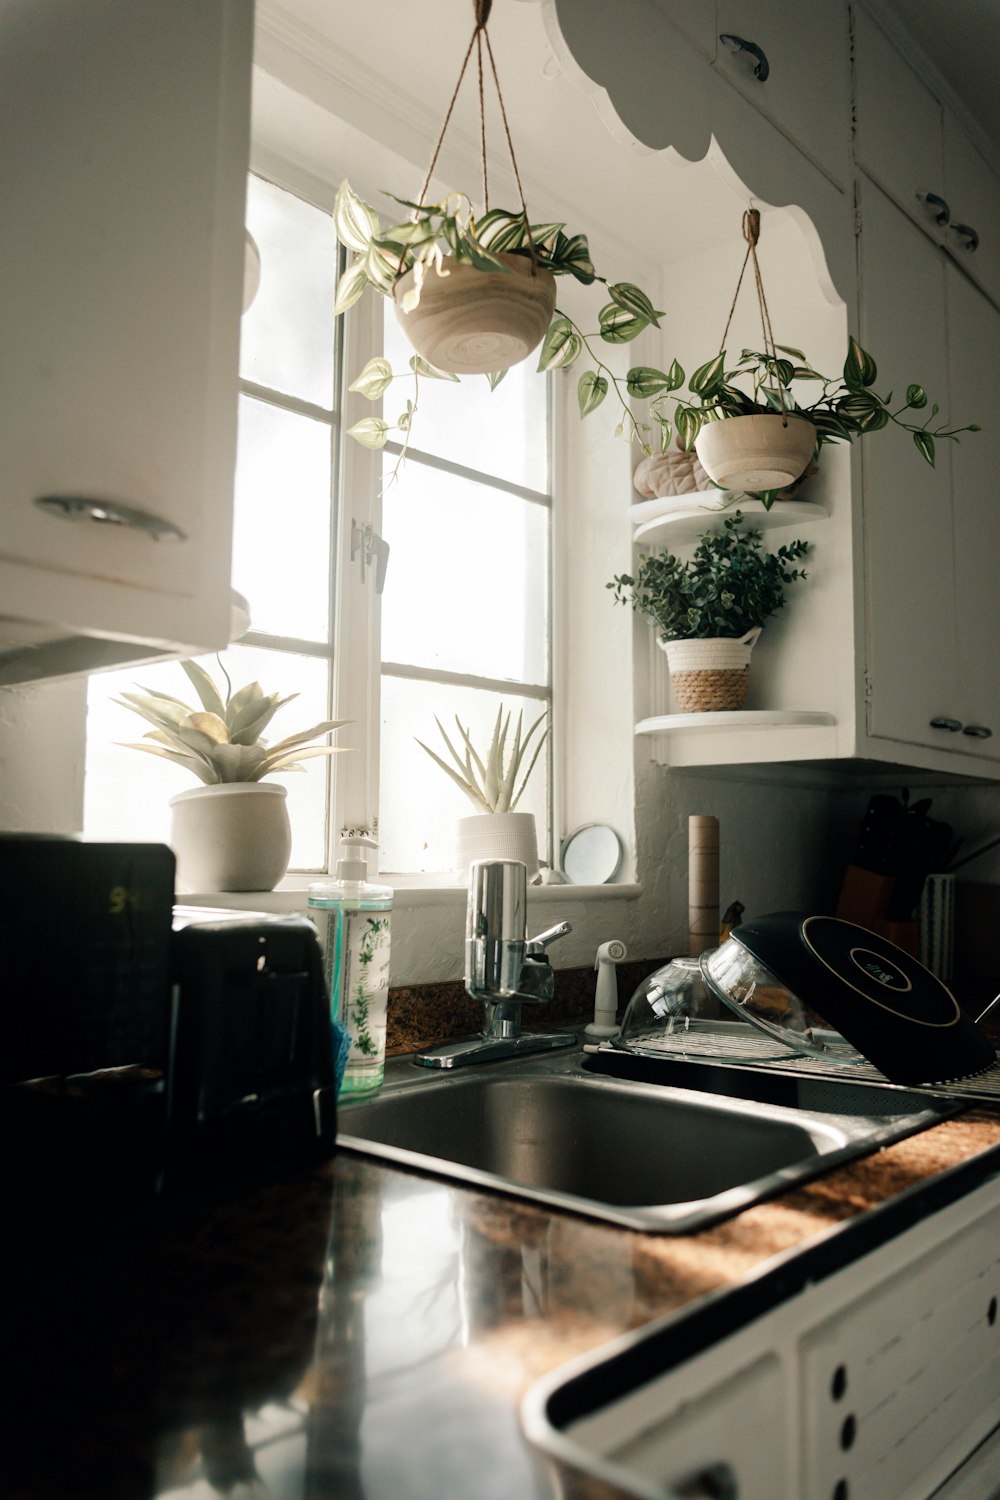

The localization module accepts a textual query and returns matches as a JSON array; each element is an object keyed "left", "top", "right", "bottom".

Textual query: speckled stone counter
[{"left": 9, "top": 1038, "right": 1000, "bottom": 1499}]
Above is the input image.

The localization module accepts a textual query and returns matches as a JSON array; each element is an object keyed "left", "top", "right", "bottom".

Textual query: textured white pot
[
  {"left": 169, "top": 782, "right": 292, "bottom": 893},
  {"left": 455, "top": 811, "right": 540, "bottom": 882},
  {"left": 393, "top": 252, "right": 556, "bottom": 375},
  {"left": 695, "top": 413, "right": 817, "bottom": 492}
]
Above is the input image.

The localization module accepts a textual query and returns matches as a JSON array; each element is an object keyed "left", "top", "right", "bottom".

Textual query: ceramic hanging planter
[
  {"left": 695, "top": 413, "right": 817, "bottom": 493},
  {"left": 393, "top": 251, "right": 556, "bottom": 375},
  {"left": 661, "top": 627, "right": 762, "bottom": 713}
]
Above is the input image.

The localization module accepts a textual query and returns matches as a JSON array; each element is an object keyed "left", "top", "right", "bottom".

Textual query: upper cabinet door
[
  {"left": 713, "top": 0, "right": 852, "bottom": 188},
  {"left": 943, "top": 116, "right": 1000, "bottom": 309},
  {"left": 852, "top": 6, "right": 946, "bottom": 233},
  {"left": 0, "top": 0, "right": 252, "bottom": 682}
]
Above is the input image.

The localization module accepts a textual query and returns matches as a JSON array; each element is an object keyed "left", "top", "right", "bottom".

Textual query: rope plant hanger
[{"left": 717, "top": 208, "right": 791, "bottom": 426}]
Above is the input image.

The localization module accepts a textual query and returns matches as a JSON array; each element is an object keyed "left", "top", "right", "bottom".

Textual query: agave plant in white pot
[
  {"left": 117, "top": 660, "right": 347, "bottom": 892},
  {"left": 416, "top": 704, "right": 548, "bottom": 880}
]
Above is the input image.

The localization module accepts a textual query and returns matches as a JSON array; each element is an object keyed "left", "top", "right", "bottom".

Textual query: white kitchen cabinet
[
  {"left": 853, "top": 6, "right": 1000, "bottom": 309},
  {"left": 858, "top": 177, "right": 1000, "bottom": 768},
  {"left": 0, "top": 0, "right": 253, "bottom": 686},
  {"left": 714, "top": 0, "right": 852, "bottom": 189}
]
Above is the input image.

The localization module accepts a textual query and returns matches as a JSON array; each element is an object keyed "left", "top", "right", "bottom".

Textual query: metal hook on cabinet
[{"left": 350, "top": 520, "right": 390, "bottom": 595}]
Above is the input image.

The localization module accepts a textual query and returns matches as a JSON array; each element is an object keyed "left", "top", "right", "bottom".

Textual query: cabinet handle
[
  {"left": 916, "top": 192, "right": 951, "bottom": 226},
  {"left": 962, "top": 724, "right": 992, "bottom": 739},
  {"left": 929, "top": 716, "right": 963, "bottom": 732},
  {"left": 34, "top": 494, "right": 186, "bottom": 543},
  {"left": 949, "top": 222, "right": 980, "bottom": 253},
  {"left": 719, "top": 34, "right": 770, "bottom": 82}
]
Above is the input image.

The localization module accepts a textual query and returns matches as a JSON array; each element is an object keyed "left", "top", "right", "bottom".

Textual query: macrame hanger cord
[
  {"left": 717, "top": 208, "right": 789, "bottom": 424},
  {"left": 409, "top": 0, "right": 539, "bottom": 271}
]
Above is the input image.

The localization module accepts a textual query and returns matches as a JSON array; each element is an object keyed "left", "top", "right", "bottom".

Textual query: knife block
[{"left": 835, "top": 865, "right": 919, "bottom": 956}]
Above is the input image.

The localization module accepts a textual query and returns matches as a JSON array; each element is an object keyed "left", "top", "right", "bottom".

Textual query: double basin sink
[{"left": 337, "top": 1042, "right": 957, "bottom": 1233}]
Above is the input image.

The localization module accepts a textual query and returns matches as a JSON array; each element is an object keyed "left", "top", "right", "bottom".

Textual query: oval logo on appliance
[{"left": 850, "top": 947, "right": 911, "bottom": 992}]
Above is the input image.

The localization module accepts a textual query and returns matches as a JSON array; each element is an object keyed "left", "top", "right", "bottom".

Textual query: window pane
[
  {"left": 84, "top": 646, "right": 333, "bottom": 874},
  {"left": 381, "top": 463, "right": 549, "bottom": 684},
  {"left": 383, "top": 305, "right": 548, "bottom": 490},
  {"left": 232, "top": 396, "right": 331, "bottom": 641},
  {"left": 240, "top": 175, "right": 335, "bottom": 408},
  {"left": 379, "top": 677, "right": 549, "bottom": 875}
]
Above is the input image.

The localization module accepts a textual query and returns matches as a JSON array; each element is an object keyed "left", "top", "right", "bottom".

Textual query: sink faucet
[{"left": 415, "top": 860, "right": 576, "bottom": 1069}]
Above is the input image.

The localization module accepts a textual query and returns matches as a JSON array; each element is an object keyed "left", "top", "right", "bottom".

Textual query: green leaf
[
  {"left": 674, "top": 406, "right": 703, "bottom": 450},
  {"left": 844, "top": 336, "right": 878, "bottom": 389},
  {"left": 475, "top": 208, "right": 527, "bottom": 253},
  {"left": 655, "top": 414, "right": 673, "bottom": 452},
  {"left": 347, "top": 417, "right": 390, "bottom": 450},
  {"left": 689, "top": 352, "right": 726, "bottom": 398},
  {"left": 607, "top": 282, "right": 663, "bottom": 329},
  {"left": 598, "top": 304, "right": 647, "bottom": 344},
  {"left": 486, "top": 369, "right": 508, "bottom": 391},
  {"left": 362, "top": 242, "right": 400, "bottom": 294},
  {"left": 913, "top": 429, "right": 936, "bottom": 465},
  {"left": 333, "top": 258, "right": 371, "bottom": 316},
  {"left": 665, "top": 359, "right": 685, "bottom": 392},
  {"left": 775, "top": 343, "right": 806, "bottom": 360},
  {"left": 905, "top": 383, "right": 928, "bottom": 409},
  {"left": 333, "top": 180, "right": 380, "bottom": 253},
  {"left": 545, "top": 231, "right": 595, "bottom": 283},
  {"left": 537, "top": 317, "right": 582, "bottom": 372},
  {"left": 626, "top": 366, "right": 673, "bottom": 398},
  {"left": 577, "top": 370, "right": 608, "bottom": 417},
  {"left": 409, "top": 355, "right": 460, "bottom": 381},
  {"left": 349, "top": 356, "right": 394, "bottom": 401}
]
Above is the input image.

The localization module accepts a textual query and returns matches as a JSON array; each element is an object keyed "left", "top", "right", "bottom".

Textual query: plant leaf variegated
[
  {"left": 116, "top": 660, "right": 349, "bottom": 785},
  {"left": 331, "top": 178, "right": 663, "bottom": 472},
  {"left": 415, "top": 704, "right": 548, "bottom": 814}
]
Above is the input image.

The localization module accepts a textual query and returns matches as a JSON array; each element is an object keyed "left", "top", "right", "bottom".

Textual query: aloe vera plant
[
  {"left": 416, "top": 705, "right": 547, "bottom": 814},
  {"left": 116, "top": 660, "right": 347, "bottom": 784}
]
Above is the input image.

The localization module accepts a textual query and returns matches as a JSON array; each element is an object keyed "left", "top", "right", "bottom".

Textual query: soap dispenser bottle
[{"left": 308, "top": 836, "right": 392, "bottom": 1097}]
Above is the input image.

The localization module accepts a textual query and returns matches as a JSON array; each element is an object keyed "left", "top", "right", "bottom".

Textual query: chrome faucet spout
[{"left": 414, "top": 859, "right": 576, "bottom": 1069}]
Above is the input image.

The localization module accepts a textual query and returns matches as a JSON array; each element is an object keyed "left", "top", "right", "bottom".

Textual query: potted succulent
[
  {"left": 117, "top": 660, "right": 347, "bottom": 892},
  {"left": 615, "top": 339, "right": 978, "bottom": 505},
  {"left": 416, "top": 703, "right": 547, "bottom": 878},
  {"left": 333, "top": 180, "right": 663, "bottom": 463},
  {"left": 608, "top": 513, "right": 810, "bottom": 712}
]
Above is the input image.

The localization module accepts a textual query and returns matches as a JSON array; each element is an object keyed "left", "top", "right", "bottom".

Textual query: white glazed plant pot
[
  {"left": 393, "top": 252, "right": 557, "bottom": 376},
  {"left": 661, "top": 627, "right": 762, "bottom": 713},
  {"left": 695, "top": 413, "right": 817, "bottom": 492},
  {"left": 169, "top": 782, "right": 292, "bottom": 893},
  {"left": 455, "top": 811, "right": 540, "bottom": 882}
]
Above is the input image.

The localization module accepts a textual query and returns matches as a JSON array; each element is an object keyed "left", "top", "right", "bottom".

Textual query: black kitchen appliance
[{"left": 2, "top": 836, "right": 337, "bottom": 1199}]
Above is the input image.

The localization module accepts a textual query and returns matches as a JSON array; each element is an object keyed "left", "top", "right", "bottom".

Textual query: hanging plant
[
  {"left": 332, "top": 0, "right": 664, "bottom": 475},
  {"left": 616, "top": 211, "right": 978, "bottom": 505}
]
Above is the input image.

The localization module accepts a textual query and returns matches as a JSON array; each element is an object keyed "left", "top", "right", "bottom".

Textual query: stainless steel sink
[{"left": 337, "top": 1045, "right": 958, "bottom": 1233}]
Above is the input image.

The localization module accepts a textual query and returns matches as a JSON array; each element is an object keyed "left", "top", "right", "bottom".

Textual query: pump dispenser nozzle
[{"left": 335, "top": 834, "right": 378, "bottom": 883}]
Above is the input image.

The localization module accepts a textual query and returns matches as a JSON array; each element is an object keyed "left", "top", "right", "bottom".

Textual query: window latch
[{"left": 351, "top": 520, "right": 390, "bottom": 595}]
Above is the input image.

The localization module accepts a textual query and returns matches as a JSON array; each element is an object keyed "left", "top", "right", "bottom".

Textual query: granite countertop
[{"left": 9, "top": 1028, "right": 1000, "bottom": 1500}]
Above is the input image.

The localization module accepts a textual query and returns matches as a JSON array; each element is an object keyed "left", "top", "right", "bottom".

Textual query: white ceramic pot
[
  {"left": 661, "top": 628, "right": 762, "bottom": 713},
  {"left": 454, "top": 811, "right": 540, "bottom": 882},
  {"left": 695, "top": 413, "right": 817, "bottom": 492},
  {"left": 169, "top": 782, "right": 292, "bottom": 892},
  {"left": 393, "top": 252, "right": 557, "bottom": 375}
]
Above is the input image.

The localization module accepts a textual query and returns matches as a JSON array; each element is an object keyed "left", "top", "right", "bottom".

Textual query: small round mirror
[{"left": 561, "top": 824, "right": 623, "bottom": 885}]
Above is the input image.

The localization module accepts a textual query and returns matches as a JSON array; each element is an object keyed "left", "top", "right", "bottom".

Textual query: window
[{"left": 83, "top": 171, "right": 552, "bottom": 881}]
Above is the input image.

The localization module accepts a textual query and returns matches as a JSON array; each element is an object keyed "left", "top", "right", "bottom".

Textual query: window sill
[{"left": 174, "top": 879, "right": 642, "bottom": 913}]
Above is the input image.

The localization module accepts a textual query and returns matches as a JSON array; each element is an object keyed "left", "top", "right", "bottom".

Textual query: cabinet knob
[
  {"left": 949, "top": 222, "right": 980, "bottom": 253},
  {"left": 962, "top": 724, "right": 992, "bottom": 739},
  {"left": 719, "top": 34, "right": 770, "bottom": 82},
  {"left": 929, "top": 716, "right": 963, "bottom": 732},
  {"left": 34, "top": 495, "right": 186, "bottom": 542},
  {"left": 916, "top": 192, "right": 951, "bottom": 227}
]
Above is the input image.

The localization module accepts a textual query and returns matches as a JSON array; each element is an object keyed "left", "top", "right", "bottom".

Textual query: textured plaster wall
[{"left": 0, "top": 680, "right": 86, "bottom": 833}]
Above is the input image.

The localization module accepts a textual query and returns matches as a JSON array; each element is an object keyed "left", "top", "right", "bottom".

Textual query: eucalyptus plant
[
  {"left": 333, "top": 179, "right": 663, "bottom": 465},
  {"left": 615, "top": 338, "right": 978, "bottom": 504},
  {"left": 116, "top": 660, "right": 347, "bottom": 784},
  {"left": 608, "top": 513, "right": 809, "bottom": 641},
  {"left": 416, "top": 703, "right": 547, "bottom": 814}
]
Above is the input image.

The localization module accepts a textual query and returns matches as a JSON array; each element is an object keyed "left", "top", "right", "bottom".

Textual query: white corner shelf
[
  {"left": 630, "top": 495, "right": 830, "bottom": 547},
  {"left": 636, "top": 710, "right": 836, "bottom": 735}
]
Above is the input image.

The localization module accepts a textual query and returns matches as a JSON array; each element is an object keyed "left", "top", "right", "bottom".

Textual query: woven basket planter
[{"left": 660, "top": 628, "right": 762, "bottom": 713}]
